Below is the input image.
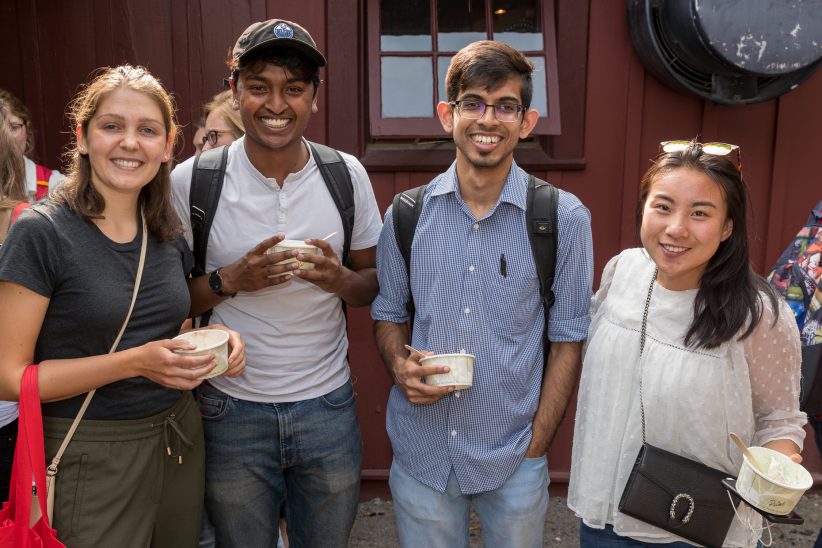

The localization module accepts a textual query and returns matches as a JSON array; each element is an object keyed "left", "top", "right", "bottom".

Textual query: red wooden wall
[{"left": 1, "top": 0, "right": 821, "bottom": 497}]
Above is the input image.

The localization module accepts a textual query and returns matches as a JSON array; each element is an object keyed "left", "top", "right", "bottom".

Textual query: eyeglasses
[
  {"left": 660, "top": 140, "right": 743, "bottom": 172},
  {"left": 450, "top": 100, "right": 525, "bottom": 123},
  {"left": 202, "top": 130, "right": 232, "bottom": 147}
]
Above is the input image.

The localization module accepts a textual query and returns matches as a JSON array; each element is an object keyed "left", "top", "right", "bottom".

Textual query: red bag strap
[
  {"left": 35, "top": 165, "right": 51, "bottom": 201},
  {"left": 12, "top": 365, "right": 52, "bottom": 538},
  {"left": 11, "top": 201, "right": 31, "bottom": 223}
]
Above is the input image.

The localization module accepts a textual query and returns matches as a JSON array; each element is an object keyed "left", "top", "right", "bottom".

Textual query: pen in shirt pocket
[{"left": 500, "top": 254, "right": 507, "bottom": 277}]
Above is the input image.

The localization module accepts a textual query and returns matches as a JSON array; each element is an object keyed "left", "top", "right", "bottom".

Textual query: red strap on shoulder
[
  {"left": 11, "top": 201, "right": 31, "bottom": 223},
  {"left": 35, "top": 164, "right": 52, "bottom": 201}
]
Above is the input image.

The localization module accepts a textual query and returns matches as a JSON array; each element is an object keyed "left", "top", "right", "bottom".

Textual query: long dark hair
[
  {"left": 638, "top": 141, "right": 779, "bottom": 349},
  {"left": 55, "top": 65, "right": 181, "bottom": 241}
]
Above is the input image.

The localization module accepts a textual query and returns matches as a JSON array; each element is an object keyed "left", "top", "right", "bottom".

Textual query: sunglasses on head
[{"left": 660, "top": 140, "right": 743, "bottom": 172}]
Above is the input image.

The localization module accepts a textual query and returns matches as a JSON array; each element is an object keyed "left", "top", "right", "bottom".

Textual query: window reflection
[
  {"left": 438, "top": 0, "right": 485, "bottom": 52},
  {"left": 493, "top": 0, "right": 543, "bottom": 51},
  {"left": 381, "top": 0, "right": 431, "bottom": 51},
  {"left": 375, "top": 0, "right": 553, "bottom": 133},
  {"left": 528, "top": 56, "right": 547, "bottom": 115},
  {"left": 437, "top": 56, "right": 452, "bottom": 104},
  {"left": 382, "top": 57, "right": 434, "bottom": 117}
]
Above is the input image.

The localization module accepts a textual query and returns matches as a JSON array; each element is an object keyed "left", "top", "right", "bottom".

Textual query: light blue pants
[{"left": 389, "top": 456, "right": 549, "bottom": 548}]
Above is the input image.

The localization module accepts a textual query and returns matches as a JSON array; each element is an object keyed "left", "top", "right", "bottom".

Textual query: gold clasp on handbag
[{"left": 669, "top": 493, "right": 695, "bottom": 526}]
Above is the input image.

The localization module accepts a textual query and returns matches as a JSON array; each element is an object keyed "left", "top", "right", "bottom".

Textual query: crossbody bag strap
[
  {"left": 638, "top": 267, "right": 658, "bottom": 444},
  {"left": 45, "top": 208, "right": 148, "bottom": 517}
]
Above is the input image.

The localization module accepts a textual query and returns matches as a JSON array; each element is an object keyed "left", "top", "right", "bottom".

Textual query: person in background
[
  {"left": 0, "top": 89, "right": 64, "bottom": 200},
  {"left": 766, "top": 198, "right": 822, "bottom": 548},
  {"left": 201, "top": 90, "right": 245, "bottom": 151},
  {"left": 568, "top": 140, "right": 806, "bottom": 547},
  {"left": 372, "top": 40, "right": 593, "bottom": 547},
  {"left": 0, "top": 65, "right": 245, "bottom": 547},
  {"left": 0, "top": 98, "right": 28, "bottom": 503},
  {"left": 193, "top": 117, "right": 206, "bottom": 155}
]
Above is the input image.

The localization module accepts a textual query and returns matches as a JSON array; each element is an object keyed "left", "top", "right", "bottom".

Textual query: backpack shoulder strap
[
  {"left": 392, "top": 184, "right": 427, "bottom": 326},
  {"left": 526, "top": 175, "right": 559, "bottom": 354},
  {"left": 308, "top": 142, "right": 355, "bottom": 267},
  {"left": 189, "top": 145, "right": 229, "bottom": 277},
  {"left": 392, "top": 184, "right": 428, "bottom": 278}
]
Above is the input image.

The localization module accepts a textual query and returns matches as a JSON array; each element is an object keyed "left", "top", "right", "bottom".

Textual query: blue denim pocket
[
  {"left": 196, "top": 384, "right": 232, "bottom": 420},
  {"left": 319, "top": 380, "right": 356, "bottom": 410}
]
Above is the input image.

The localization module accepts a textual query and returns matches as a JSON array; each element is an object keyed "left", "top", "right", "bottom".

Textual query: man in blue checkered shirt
[{"left": 372, "top": 41, "right": 594, "bottom": 547}]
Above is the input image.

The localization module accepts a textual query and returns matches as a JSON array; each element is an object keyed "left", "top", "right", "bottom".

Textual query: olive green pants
[{"left": 43, "top": 392, "right": 204, "bottom": 548}]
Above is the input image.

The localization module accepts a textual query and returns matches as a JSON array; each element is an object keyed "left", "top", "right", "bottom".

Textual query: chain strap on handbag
[
  {"left": 617, "top": 267, "right": 736, "bottom": 548},
  {"left": 41, "top": 209, "right": 148, "bottom": 523}
]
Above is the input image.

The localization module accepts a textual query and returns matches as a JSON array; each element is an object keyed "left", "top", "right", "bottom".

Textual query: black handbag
[
  {"left": 619, "top": 444, "right": 736, "bottom": 548},
  {"left": 617, "top": 268, "right": 735, "bottom": 548}
]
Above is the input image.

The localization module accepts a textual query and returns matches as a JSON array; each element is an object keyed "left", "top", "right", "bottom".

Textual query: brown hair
[
  {"left": 203, "top": 90, "right": 245, "bottom": 139},
  {"left": 0, "top": 101, "right": 26, "bottom": 209},
  {"left": 55, "top": 65, "right": 181, "bottom": 241},
  {"left": 445, "top": 41, "right": 534, "bottom": 108},
  {"left": 0, "top": 89, "right": 35, "bottom": 158},
  {"left": 637, "top": 140, "right": 778, "bottom": 349}
]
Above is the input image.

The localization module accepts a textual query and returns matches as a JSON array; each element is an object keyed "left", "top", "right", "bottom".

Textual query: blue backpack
[{"left": 768, "top": 201, "right": 822, "bottom": 413}]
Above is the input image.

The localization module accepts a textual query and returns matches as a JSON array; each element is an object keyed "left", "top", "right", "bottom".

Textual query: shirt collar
[
  {"left": 430, "top": 160, "right": 529, "bottom": 212},
  {"left": 237, "top": 136, "right": 315, "bottom": 185}
]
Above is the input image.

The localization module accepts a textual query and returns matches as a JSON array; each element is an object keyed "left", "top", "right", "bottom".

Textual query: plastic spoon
[
  {"left": 320, "top": 231, "right": 338, "bottom": 241},
  {"left": 730, "top": 432, "right": 764, "bottom": 474},
  {"left": 404, "top": 344, "right": 424, "bottom": 356}
]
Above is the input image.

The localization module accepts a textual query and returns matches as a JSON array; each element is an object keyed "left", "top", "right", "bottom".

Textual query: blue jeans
[
  {"left": 579, "top": 522, "right": 697, "bottom": 547},
  {"left": 197, "top": 380, "right": 362, "bottom": 548},
  {"left": 389, "top": 456, "right": 549, "bottom": 548}
]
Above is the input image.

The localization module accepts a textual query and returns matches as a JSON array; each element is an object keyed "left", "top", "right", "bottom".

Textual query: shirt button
[
  {"left": 460, "top": 348, "right": 466, "bottom": 353},
  {"left": 472, "top": 223, "right": 479, "bottom": 230},
  {"left": 454, "top": 391, "right": 461, "bottom": 398},
  {"left": 451, "top": 430, "right": 457, "bottom": 437},
  {"left": 468, "top": 265, "right": 475, "bottom": 272},
  {"left": 464, "top": 307, "right": 470, "bottom": 315}
]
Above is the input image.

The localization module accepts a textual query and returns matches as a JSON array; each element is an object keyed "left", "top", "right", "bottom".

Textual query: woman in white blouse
[{"left": 568, "top": 140, "right": 805, "bottom": 547}]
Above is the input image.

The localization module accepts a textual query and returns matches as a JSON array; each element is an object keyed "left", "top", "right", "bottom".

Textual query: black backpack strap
[
  {"left": 308, "top": 141, "right": 355, "bottom": 267},
  {"left": 392, "top": 184, "right": 428, "bottom": 323},
  {"left": 189, "top": 145, "right": 229, "bottom": 327},
  {"left": 526, "top": 175, "right": 559, "bottom": 359},
  {"left": 189, "top": 145, "right": 229, "bottom": 277}
]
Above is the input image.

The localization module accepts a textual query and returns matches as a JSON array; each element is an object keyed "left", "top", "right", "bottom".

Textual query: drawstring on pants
[{"left": 161, "top": 413, "right": 193, "bottom": 464}]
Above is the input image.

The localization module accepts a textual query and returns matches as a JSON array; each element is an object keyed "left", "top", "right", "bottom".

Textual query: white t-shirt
[
  {"left": 24, "top": 157, "right": 63, "bottom": 201},
  {"left": 171, "top": 138, "right": 382, "bottom": 402},
  {"left": 0, "top": 402, "right": 16, "bottom": 429}
]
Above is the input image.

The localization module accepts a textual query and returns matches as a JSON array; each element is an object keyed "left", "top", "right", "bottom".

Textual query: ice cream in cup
[
  {"left": 735, "top": 446, "right": 812, "bottom": 515},
  {"left": 421, "top": 353, "right": 475, "bottom": 390},
  {"left": 267, "top": 239, "right": 321, "bottom": 271},
  {"left": 173, "top": 329, "right": 229, "bottom": 380}
]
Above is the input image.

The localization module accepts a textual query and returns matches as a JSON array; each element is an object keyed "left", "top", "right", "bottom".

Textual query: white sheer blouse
[{"left": 568, "top": 248, "right": 806, "bottom": 547}]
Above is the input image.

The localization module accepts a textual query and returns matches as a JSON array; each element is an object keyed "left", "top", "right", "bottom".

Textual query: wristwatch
[{"left": 208, "top": 268, "right": 236, "bottom": 298}]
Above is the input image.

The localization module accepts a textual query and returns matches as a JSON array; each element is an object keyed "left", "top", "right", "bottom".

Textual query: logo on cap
[{"left": 273, "top": 22, "right": 294, "bottom": 39}]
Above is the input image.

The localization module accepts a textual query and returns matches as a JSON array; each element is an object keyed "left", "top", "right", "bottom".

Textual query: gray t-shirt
[{"left": 0, "top": 200, "right": 193, "bottom": 419}]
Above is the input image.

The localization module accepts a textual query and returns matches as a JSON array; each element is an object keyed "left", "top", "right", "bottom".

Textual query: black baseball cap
[{"left": 232, "top": 20, "right": 326, "bottom": 67}]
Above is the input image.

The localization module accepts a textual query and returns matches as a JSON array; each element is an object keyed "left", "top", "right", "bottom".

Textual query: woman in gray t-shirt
[{"left": 0, "top": 65, "right": 245, "bottom": 548}]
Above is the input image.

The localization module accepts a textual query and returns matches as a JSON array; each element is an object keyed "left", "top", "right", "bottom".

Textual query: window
[{"left": 368, "top": 0, "right": 561, "bottom": 137}]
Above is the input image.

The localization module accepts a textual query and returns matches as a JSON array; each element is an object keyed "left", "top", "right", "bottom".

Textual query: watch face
[{"left": 209, "top": 271, "right": 222, "bottom": 293}]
